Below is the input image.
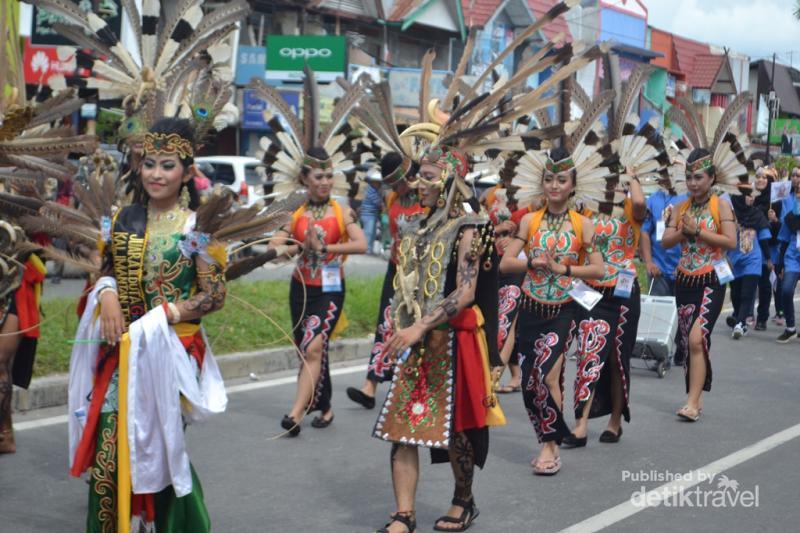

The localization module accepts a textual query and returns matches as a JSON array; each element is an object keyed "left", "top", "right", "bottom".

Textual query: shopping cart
[{"left": 632, "top": 284, "right": 677, "bottom": 378}]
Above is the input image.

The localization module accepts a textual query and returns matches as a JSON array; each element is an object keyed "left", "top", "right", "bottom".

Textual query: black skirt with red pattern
[
  {"left": 674, "top": 271, "right": 726, "bottom": 393},
  {"left": 366, "top": 261, "right": 396, "bottom": 383},
  {"left": 289, "top": 278, "right": 345, "bottom": 413}
]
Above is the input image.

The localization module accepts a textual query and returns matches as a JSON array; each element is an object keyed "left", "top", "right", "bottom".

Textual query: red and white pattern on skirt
[
  {"left": 368, "top": 303, "right": 394, "bottom": 380},
  {"left": 615, "top": 305, "right": 630, "bottom": 408},
  {"left": 574, "top": 318, "right": 610, "bottom": 407},
  {"left": 497, "top": 285, "right": 522, "bottom": 349},
  {"left": 525, "top": 332, "right": 560, "bottom": 441},
  {"left": 299, "top": 301, "right": 339, "bottom": 410},
  {"left": 680, "top": 287, "right": 713, "bottom": 379},
  {"left": 676, "top": 302, "right": 696, "bottom": 366}
]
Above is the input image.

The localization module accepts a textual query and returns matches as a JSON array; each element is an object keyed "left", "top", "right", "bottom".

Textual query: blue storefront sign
[
  {"left": 236, "top": 45, "right": 267, "bottom": 85},
  {"left": 242, "top": 89, "right": 299, "bottom": 130}
]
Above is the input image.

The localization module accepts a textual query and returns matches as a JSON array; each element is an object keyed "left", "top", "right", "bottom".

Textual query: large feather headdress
[
  {"left": 249, "top": 65, "right": 366, "bottom": 200},
  {"left": 667, "top": 92, "right": 753, "bottom": 194},
  {"left": 27, "top": 0, "right": 248, "bottom": 144}
]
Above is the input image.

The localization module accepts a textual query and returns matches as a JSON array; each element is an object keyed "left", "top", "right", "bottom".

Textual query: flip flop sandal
[
  {"left": 676, "top": 406, "right": 700, "bottom": 422},
  {"left": 433, "top": 497, "right": 479, "bottom": 532},
  {"left": 533, "top": 456, "right": 562, "bottom": 476},
  {"left": 496, "top": 384, "right": 522, "bottom": 394}
]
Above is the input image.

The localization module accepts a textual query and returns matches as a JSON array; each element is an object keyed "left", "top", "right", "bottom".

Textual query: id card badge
[
  {"left": 656, "top": 220, "right": 666, "bottom": 241},
  {"left": 569, "top": 279, "right": 603, "bottom": 311},
  {"left": 712, "top": 259, "right": 734, "bottom": 285},
  {"left": 613, "top": 270, "right": 636, "bottom": 298},
  {"left": 74, "top": 407, "right": 87, "bottom": 431},
  {"left": 321, "top": 262, "right": 343, "bottom": 293}
]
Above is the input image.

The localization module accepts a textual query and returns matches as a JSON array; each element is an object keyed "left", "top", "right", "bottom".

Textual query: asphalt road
[{"left": 3, "top": 311, "right": 800, "bottom": 532}]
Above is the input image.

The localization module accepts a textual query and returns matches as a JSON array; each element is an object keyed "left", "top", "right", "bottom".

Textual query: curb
[{"left": 13, "top": 337, "right": 374, "bottom": 413}]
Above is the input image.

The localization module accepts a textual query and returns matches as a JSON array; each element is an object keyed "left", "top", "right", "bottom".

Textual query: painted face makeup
[
  {"left": 417, "top": 163, "right": 445, "bottom": 208},
  {"left": 141, "top": 153, "right": 187, "bottom": 209}
]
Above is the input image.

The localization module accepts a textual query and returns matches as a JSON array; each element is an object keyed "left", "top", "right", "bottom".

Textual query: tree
[{"left": 796, "top": 0, "right": 800, "bottom": 20}]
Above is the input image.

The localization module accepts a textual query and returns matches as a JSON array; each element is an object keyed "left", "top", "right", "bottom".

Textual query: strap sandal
[
  {"left": 375, "top": 511, "right": 416, "bottom": 533},
  {"left": 533, "top": 456, "right": 562, "bottom": 476},
  {"left": 496, "top": 383, "right": 521, "bottom": 394},
  {"left": 433, "top": 497, "right": 479, "bottom": 532},
  {"left": 676, "top": 405, "right": 700, "bottom": 422}
]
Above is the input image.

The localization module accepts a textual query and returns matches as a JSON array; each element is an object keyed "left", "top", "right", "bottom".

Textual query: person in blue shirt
[
  {"left": 776, "top": 183, "right": 800, "bottom": 342},
  {"left": 360, "top": 174, "right": 383, "bottom": 255},
  {"left": 640, "top": 188, "right": 688, "bottom": 296},
  {"left": 754, "top": 168, "right": 784, "bottom": 329}
]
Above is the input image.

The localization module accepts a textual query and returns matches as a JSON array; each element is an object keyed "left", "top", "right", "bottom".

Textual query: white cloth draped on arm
[
  {"left": 126, "top": 305, "right": 227, "bottom": 497},
  {"left": 68, "top": 276, "right": 116, "bottom": 468}
]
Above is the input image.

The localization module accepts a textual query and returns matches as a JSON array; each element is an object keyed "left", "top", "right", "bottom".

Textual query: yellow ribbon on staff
[{"left": 117, "top": 333, "right": 132, "bottom": 533}]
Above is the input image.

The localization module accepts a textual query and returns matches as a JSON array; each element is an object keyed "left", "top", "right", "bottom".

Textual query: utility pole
[{"left": 766, "top": 53, "right": 777, "bottom": 164}]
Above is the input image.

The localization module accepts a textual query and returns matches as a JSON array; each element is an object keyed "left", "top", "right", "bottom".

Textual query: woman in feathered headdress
[
  {"left": 562, "top": 65, "right": 664, "bottom": 450},
  {"left": 253, "top": 67, "right": 368, "bottom": 436},
  {"left": 662, "top": 93, "right": 748, "bottom": 421},
  {"left": 501, "top": 142, "right": 606, "bottom": 475}
]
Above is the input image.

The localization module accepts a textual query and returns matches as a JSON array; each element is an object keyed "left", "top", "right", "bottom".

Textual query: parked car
[{"left": 194, "top": 156, "right": 272, "bottom": 207}]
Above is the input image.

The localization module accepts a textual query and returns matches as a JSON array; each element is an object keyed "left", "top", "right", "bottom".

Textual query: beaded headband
[
  {"left": 302, "top": 154, "right": 333, "bottom": 171},
  {"left": 687, "top": 155, "right": 713, "bottom": 174},
  {"left": 421, "top": 146, "right": 468, "bottom": 179},
  {"left": 545, "top": 157, "right": 575, "bottom": 174},
  {"left": 143, "top": 132, "right": 194, "bottom": 159}
]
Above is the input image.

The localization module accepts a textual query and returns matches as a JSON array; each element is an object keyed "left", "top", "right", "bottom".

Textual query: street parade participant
[
  {"left": 502, "top": 141, "right": 606, "bottom": 475},
  {"left": 662, "top": 94, "right": 750, "bottom": 421},
  {"left": 372, "top": 142, "right": 501, "bottom": 532},
  {"left": 335, "top": 79, "right": 429, "bottom": 410},
  {"left": 252, "top": 70, "right": 368, "bottom": 436},
  {"left": 0, "top": 5, "right": 97, "bottom": 453},
  {"left": 775, "top": 171, "right": 800, "bottom": 343},
  {"left": 563, "top": 65, "right": 668, "bottom": 447},
  {"left": 725, "top": 180, "right": 772, "bottom": 339},
  {"left": 348, "top": 151, "right": 424, "bottom": 409},
  {"left": 752, "top": 167, "right": 783, "bottom": 330}
]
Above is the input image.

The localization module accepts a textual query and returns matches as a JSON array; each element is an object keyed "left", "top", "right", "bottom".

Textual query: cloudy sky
[{"left": 645, "top": 0, "right": 799, "bottom": 63}]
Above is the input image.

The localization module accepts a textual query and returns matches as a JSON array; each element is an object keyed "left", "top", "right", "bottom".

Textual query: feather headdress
[
  {"left": 249, "top": 66, "right": 366, "bottom": 200},
  {"left": 28, "top": 0, "right": 248, "bottom": 144},
  {"left": 667, "top": 92, "right": 753, "bottom": 194}
]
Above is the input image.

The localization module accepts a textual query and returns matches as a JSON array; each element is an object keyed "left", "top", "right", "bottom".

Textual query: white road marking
[
  {"left": 13, "top": 364, "right": 367, "bottom": 432},
  {"left": 559, "top": 422, "right": 800, "bottom": 533}
]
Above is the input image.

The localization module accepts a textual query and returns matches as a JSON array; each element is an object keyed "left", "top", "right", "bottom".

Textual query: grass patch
[{"left": 35, "top": 276, "right": 384, "bottom": 377}]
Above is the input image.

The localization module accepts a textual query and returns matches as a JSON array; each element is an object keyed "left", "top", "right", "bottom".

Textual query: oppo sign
[
  {"left": 279, "top": 46, "right": 333, "bottom": 60},
  {"left": 266, "top": 35, "right": 346, "bottom": 81}
]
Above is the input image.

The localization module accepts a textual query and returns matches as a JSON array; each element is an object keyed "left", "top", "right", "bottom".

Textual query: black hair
[
  {"left": 380, "top": 151, "right": 404, "bottom": 178},
  {"left": 547, "top": 146, "right": 577, "bottom": 185},
  {"left": 687, "top": 147, "right": 715, "bottom": 182},
  {"left": 139, "top": 117, "right": 200, "bottom": 209}
]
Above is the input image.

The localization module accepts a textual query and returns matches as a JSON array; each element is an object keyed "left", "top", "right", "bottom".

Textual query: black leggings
[
  {"left": 757, "top": 263, "right": 782, "bottom": 322},
  {"left": 730, "top": 275, "right": 759, "bottom": 325}
]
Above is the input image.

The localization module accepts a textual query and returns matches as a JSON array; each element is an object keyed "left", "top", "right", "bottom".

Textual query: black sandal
[
  {"left": 280, "top": 415, "right": 301, "bottom": 437},
  {"left": 311, "top": 413, "right": 334, "bottom": 428},
  {"left": 375, "top": 511, "right": 416, "bottom": 533},
  {"left": 433, "top": 497, "right": 479, "bottom": 532}
]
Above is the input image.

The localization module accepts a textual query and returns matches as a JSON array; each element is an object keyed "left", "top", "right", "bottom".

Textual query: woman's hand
[
  {"left": 304, "top": 226, "right": 324, "bottom": 252},
  {"left": 768, "top": 209, "right": 778, "bottom": 223},
  {"left": 681, "top": 213, "right": 698, "bottom": 237},
  {"left": 495, "top": 235, "right": 511, "bottom": 254},
  {"left": 646, "top": 261, "right": 662, "bottom": 278},
  {"left": 383, "top": 322, "right": 426, "bottom": 360},
  {"left": 99, "top": 290, "right": 125, "bottom": 345}
]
